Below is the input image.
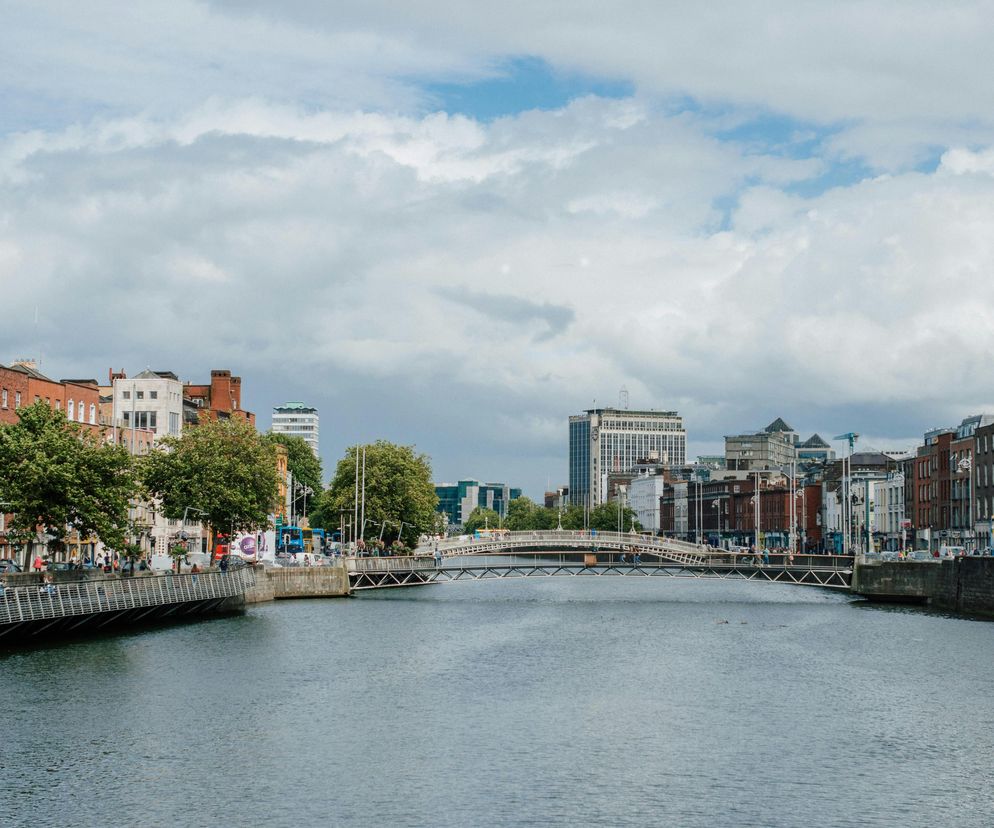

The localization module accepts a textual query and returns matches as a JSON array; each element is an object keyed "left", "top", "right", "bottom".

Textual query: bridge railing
[
  {"left": 348, "top": 551, "right": 853, "bottom": 573},
  {"left": 420, "top": 530, "right": 707, "bottom": 556},
  {"left": 0, "top": 568, "right": 255, "bottom": 626}
]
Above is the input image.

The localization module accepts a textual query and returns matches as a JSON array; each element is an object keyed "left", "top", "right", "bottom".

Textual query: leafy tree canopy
[
  {"left": 142, "top": 417, "right": 279, "bottom": 536},
  {"left": 0, "top": 402, "right": 137, "bottom": 552},
  {"left": 504, "top": 496, "right": 557, "bottom": 530},
  {"left": 462, "top": 507, "right": 501, "bottom": 534},
  {"left": 262, "top": 432, "right": 322, "bottom": 496},
  {"left": 588, "top": 502, "right": 641, "bottom": 532},
  {"left": 324, "top": 441, "right": 438, "bottom": 547}
]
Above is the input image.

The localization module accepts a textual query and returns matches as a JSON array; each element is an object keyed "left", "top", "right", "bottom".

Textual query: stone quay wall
[
  {"left": 244, "top": 564, "right": 350, "bottom": 603},
  {"left": 852, "top": 557, "right": 994, "bottom": 617}
]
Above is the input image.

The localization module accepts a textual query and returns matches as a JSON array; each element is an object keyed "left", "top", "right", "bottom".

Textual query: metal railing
[
  {"left": 0, "top": 568, "right": 255, "bottom": 627},
  {"left": 416, "top": 530, "right": 708, "bottom": 557},
  {"left": 348, "top": 550, "right": 853, "bottom": 574}
]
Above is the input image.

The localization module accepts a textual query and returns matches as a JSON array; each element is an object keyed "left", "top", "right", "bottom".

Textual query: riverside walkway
[
  {"left": 0, "top": 566, "right": 255, "bottom": 643},
  {"left": 346, "top": 530, "right": 854, "bottom": 591}
]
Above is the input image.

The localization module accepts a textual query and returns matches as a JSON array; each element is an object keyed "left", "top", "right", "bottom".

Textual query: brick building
[{"left": 183, "top": 369, "right": 255, "bottom": 425}]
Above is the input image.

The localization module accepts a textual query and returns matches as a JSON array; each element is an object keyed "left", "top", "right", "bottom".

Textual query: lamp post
[
  {"left": 956, "top": 456, "right": 972, "bottom": 550},
  {"left": 795, "top": 489, "right": 807, "bottom": 553},
  {"left": 752, "top": 471, "right": 762, "bottom": 551},
  {"left": 834, "top": 433, "right": 859, "bottom": 555},
  {"left": 712, "top": 499, "right": 722, "bottom": 545}
]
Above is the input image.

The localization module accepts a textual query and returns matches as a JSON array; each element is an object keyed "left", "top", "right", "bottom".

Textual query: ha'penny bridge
[{"left": 346, "top": 530, "right": 854, "bottom": 591}]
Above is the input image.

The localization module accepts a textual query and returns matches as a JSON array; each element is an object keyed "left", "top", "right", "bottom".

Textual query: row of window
[
  {"left": 601, "top": 419, "right": 682, "bottom": 431},
  {"left": 1, "top": 388, "right": 96, "bottom": 424},
  {"left": 122, "top": 389, "right": 158, "bottom": 400}
]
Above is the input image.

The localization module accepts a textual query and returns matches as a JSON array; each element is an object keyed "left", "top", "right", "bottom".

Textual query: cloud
[
  {"left": 5, "top": 4, "right": 994, "bottom": 495},
  {"left": 434, "top": 286, "right": 574, "bottom": 342}
]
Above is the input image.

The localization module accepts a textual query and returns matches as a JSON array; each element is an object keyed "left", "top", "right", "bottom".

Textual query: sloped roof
[
  {"left": 764, "top": 417, "right": 794, "bottom": 433},
  {"left": 7, "top": 362, "right": 53, "bottom": 381},
  {"left": 799, "top": 433, "right": 830, "bottom": 448}
]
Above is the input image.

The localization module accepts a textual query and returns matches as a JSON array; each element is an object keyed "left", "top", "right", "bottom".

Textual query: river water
[{"left": 2, "top": 578, "right": 993, "bottom": 828}]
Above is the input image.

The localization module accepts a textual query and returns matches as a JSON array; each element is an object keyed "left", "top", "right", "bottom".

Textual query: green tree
[
  {"left": 324, "top": 441, "right": 438, "bottom": 548},
  {"left": 262, "top": 432, "right": 323, "bottom": 506},
  {"left": 142, "top": 417, "right": 279, "bottom": 541},
  {"left": 504, "top": 496, "right": 559, "bottom": 530},
  {"left": 0, "top": 401, "right": 138, "bottom": 555},
  {"left": 589, "top": 502, "right": 641, "bottom": 532},
  {"left": 463, "top": 506, "right": 501, "bottom": 533}
]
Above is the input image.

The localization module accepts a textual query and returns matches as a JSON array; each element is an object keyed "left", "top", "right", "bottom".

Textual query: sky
[{"left": 4, "top": 1, "right": 994, "bottom": 498}]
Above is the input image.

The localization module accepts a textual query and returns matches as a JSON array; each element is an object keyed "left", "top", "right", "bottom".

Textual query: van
[{"left": 938, "top": 546, "right": 964, "bottom": 559}]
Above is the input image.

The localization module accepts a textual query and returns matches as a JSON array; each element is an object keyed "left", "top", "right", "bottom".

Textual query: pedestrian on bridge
[{"left": 434, "top": 543, "right": 442, "bottom": 568}]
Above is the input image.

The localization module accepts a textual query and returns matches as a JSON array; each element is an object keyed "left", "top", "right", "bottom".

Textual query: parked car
[{"left": 0, "top": 558, "right": 22, "bottom": 573}]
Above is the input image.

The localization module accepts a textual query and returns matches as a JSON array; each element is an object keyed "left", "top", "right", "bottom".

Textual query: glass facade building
[
  {"left": 435, "top": 480, "right": 523, "bottom": 528},
  {"left": 568, "top": 408, "right": 686, "bottom": 508}
]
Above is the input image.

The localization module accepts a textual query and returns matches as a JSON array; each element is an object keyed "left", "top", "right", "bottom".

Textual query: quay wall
[
  {"left": 248, "top": 565, "right": 350, "bottom": 601},
  {"left": 852, "top": 557, "right": 994, "bottom": 617}
]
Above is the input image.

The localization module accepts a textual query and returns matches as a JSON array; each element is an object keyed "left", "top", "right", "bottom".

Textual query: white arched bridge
[{"left": 345, "top": 530, "right": 853, "bottom": 591}]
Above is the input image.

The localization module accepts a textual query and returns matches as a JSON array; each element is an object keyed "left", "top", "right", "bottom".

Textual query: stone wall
[
  {"left": 852, "top": 557, "right": 994, "bottom": 616},
  {"left": 264, "top": 565, "right": 350, "bottom": 600}
]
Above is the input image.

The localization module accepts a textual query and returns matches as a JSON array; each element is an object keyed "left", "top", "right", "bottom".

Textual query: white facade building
[
  {"left": 272, "top": 402, "right": 319, "bottom": 456},
  {"left": 569, "top": 407, "right": 686, "bottom": 508},
  {"left": 111, "top": 370, "right": 186, "bottom": 557},
  {"left": 628, "top": 473, "right": 668, "bottom": 534},
  {"left": 112, "top": 369, "right": 184, "bottom": 440}
]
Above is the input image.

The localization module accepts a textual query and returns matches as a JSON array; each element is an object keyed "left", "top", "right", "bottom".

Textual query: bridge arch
[{"left": 346, "top": 531, "right": 853, "bottom": 591}]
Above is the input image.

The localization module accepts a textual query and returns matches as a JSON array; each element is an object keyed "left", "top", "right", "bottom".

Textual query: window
[
  {"left": 89, "top": 403, "right": 96, "bottom": 424},
  {"left": 67, "top": 399, "right": 74, "bottom": 420},
  {"left": 136, "top": 390, "right": 144, "bottom": 400},
  {"left": 123, "top": 390, "right": 130, "bottom": 400},
  {"left": 34, "top": 395, "right": 40, "bottom": 403},
  {"left": 1, "top": 389, "right": 6, "bottom": 408},
  {"left": 55, "top": 399, "right": 61, "bottom": 411},
  {"left": 77, "top": 403, "right": 84, "bottom": 423},
  {"left": 14, "top": 392, "right": 21, "bottom": 408},
  {"left": 150, "top": 390, "right": 157, "bottom": 400},
  {"left": 169, "top": 412, "right": 180, "bottom": 435}
]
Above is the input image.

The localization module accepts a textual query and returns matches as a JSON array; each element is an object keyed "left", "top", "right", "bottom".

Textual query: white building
[
  {"left": 111, "top": 370, "right": 187, "bottom": 557},
  {"left": 112, "top": 369, "right": 184, "bottom": 440},
  {"left": 272, "top": 401, "right": 319, "bottom": 456},
  {"left": 569, "top": 407, "right": 686, "bottom": 508},
  {"left": 628, "top": 473, "right": 668, "bottom": 534}
]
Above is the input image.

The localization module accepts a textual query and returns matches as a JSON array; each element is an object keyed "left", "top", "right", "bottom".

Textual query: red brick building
[
  {"left": 183, "top": 369, "right": 255, "bottom": 425},
  {"left": 0, "top": 361, "right": 100, "bottom": 431}
]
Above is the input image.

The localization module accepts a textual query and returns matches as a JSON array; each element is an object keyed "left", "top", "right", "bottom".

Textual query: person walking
[{"left": 32, "top": 554, "right": 44, "bottom": 573}]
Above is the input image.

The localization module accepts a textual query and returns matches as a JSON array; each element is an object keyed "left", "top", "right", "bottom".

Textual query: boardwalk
[{"left": 0, "top": 567, "right": 255, "bottom": 642}]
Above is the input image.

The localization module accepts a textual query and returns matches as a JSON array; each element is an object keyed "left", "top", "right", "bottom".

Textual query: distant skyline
[{"left": 4, "top": 2, "right": 994, "bottom": 498}]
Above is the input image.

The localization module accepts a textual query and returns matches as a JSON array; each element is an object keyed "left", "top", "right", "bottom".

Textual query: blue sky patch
[{"left": 424, "top": 56, "right": 634, "bottom": 120}]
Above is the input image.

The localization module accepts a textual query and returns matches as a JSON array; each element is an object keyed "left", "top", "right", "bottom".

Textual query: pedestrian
[
  {"left": 219, "top": 555, "right": 229, "bottom": 573},
  {"left": 32, "top": 554, "right": 44, "bottom": 572},
  {"left": 762, "top": 548, "right": 770, "bottom": 566},
  {"left": 434, "top": 543, "right": 441, "bottom": 568}
]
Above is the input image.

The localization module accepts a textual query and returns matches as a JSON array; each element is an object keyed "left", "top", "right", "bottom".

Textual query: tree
[
  {"left": 463, "top": 507, "right": 501, "bottom": 534},
  {"left": 142, "top": 417, "right": 279, "bottom": 542},
  {"left": 505, "top": 496, "right": 558, "bottom": 530},
  {"left": 0, "top": 401, "right": 138, "bottom": 556},
  {"left": 324, "top": 441, "right": 438, "bottom": 548},
  {"left": 589, "top": 502, "right": 641, "bottom": 532},
  {"left": 262, "top": 432, "right": 322, "bottom": 512}
]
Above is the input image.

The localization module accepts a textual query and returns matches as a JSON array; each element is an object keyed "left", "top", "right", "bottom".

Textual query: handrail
[{"left": 0, "top": 568, "right": 255, "bottom": 627}]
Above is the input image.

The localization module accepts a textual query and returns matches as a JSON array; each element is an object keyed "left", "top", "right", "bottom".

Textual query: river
[{"left": 2, "top": 578, "right": 993, "bottom": 827}]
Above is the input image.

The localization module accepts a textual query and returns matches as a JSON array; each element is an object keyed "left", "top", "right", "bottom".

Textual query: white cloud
[{"left": 6, "top": 3, "right": 994, "bottom": 493}]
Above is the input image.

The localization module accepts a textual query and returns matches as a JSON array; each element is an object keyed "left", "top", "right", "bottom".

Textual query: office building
[
  {"left": 272, "top": 402, "right": 319, "bottom": 456},
  {"left": 569, "top": 407, "right": 686, "bottom": 509},
  {"left": 435, "top": 480, "right": 522, "bottom": 528}
]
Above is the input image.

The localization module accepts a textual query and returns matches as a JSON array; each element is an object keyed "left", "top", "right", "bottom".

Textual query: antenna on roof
[{"left": 619, "top": 385, "right": 629, "bottom": 410}]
